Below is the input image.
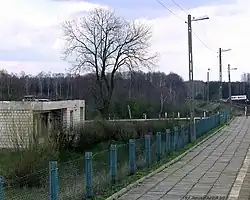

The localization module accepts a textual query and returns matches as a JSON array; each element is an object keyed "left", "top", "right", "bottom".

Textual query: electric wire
[
  {"left": 171, "top": 0, "right": 189, "bottom": 14},
  {"left": 155, "top": 0, "right": 185, "bottom": 21},
  {"left": 155, "top": 0, "right": 217, "bottom": 52},
  {"left": 192, "top": 32, "right": 216, "bottom": 52}
]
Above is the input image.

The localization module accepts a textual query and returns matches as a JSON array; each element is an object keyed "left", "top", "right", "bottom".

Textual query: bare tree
[
  {"left": 52, "top": 73, "right": 62, "bottom": 99},
  {"left": 241, "top": 73, "right": 250, "bottom": 82},
  {"left": 158, "top": 75, "right": 168, "bottom": 118},
  {"left": 154, "top": 72, "right": 187, "bottom": 117},
  {"left": 37, "top": 72, "right": 45, "bottom": 96},
  {"left": 62, "top": 8, "right": 157, "bottom": 117},
  {"left": 46, "top": 72, "right": 51, "bottom": 98},
  {"left": 148, "top": 72, "right": 168, "bottom": 118},
  {"left": 66, "top": 73, "right": 73, "bottom": 99}
]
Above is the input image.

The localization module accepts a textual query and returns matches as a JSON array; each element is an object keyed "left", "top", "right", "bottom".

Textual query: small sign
[{"left": 231, "top": 95, "right": 247, "bottom": 101}]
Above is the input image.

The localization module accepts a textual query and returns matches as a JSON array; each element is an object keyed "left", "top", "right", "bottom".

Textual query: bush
[
  {"left": 73, "top": 119, "right": 188, "bottom": 152},
  {"left": 4, "top": 138, "right": 59, "bottom": 188}
]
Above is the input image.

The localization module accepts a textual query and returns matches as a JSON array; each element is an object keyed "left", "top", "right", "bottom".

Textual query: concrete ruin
[{"left": 0, "top": 100, "right": 85, "bottom": 148}]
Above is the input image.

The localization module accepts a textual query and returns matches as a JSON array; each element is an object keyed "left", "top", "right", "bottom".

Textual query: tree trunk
[{"left": 159, "top": 94, "right": 164, "bottom": 118}]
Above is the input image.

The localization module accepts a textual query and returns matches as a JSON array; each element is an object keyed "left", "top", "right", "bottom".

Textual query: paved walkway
[{"left": 118, "top": 117, "right": 250, "bottom": 200}]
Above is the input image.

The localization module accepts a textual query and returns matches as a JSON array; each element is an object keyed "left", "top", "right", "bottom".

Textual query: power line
[
  {"left": 155, "top": 0, "right": 217, "bottom": 52},
  {"left": 196, "top": 21, "right": 216, "bottom": 48},
  {"left": 169, "top": 0, "right": 217, "bottom": 52},
  {"left": 193, "top": 21, "right": 217, "bottom": 52},
  {"left": 155, "top": 0, "right": 185, "bottom": 22},
  {"left": 171, "top": 0, "right": 189, "bottom": 14},
  {"left": 192, "top": 31, "right": 216, "bottom": 52}
]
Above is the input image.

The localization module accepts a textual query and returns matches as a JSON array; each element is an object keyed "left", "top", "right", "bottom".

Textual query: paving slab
[
  {"left": 117, "top": 117, "right": 250, "bottom": 200},
  {"left": 237, "top": 169, "right": 250, "bottom": 200}
]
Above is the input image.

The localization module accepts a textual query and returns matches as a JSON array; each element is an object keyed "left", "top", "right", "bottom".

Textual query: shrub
[
  {"left": 5, "top": 138, "right": 59, "bottom": 188},
  {"left": 73, "top": 119, "right": 188, "bottom": 152},
  {"left": 0, "top": 118, "right": 60, "bottom": 188}
]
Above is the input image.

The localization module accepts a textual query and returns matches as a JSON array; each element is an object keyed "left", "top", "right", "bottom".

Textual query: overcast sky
[{"left": 0, "top": 0, "right": 249, "bottom": 81}]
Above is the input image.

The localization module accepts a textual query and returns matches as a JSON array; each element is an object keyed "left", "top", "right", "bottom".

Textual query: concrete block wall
[
  {"left": 0, "top": 109, "right": 33, "bottom": 148},
  {"left": 63, "top": 101, "right": 85, "bottom": 129},
  {"left": 0, "top": 100, "right": 86, "bottom": 148}
]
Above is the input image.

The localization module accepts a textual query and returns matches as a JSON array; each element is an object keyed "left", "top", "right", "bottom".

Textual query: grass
[
  {"left": 93, "top": 121, "right": 228, "bottom": 200},
  {"left": 0, "top": 115, "right": 229, "bottom": 200}
]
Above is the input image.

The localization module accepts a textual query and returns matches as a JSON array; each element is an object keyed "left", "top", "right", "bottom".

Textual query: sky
[{"left": 0, "top": 0, "right": 249, "bottom": 81}]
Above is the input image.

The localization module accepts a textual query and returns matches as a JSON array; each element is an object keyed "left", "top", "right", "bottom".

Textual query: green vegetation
[
  {"left": 0, "top": 100, "right": 230, "bottom": 200},
  {"left": 94, "top": 122, "right": 228, "bottom": 200},
  {"left": 0, "top": 5, "right": 240, "bottom": 200},
  {"left": 0, "top": 99, "right": 231, "bottom": 200},
  {"left": 0, "top": 118, "right": 189, "bottom": 200}
]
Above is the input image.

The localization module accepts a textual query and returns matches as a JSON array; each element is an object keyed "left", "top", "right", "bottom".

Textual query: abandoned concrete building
[{"left": 0, "top": 99, "right": 85, "bottom": 148}]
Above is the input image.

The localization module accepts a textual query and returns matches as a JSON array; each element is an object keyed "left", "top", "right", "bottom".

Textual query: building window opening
[
  {"left": 80, "top": 107, "right": 83, "bottom": 122},
  {"left": 70, "top": 110, "right": 73, "bottom": 130}
]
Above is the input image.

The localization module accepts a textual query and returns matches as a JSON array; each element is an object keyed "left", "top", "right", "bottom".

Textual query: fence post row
[
  {"left": 110, "top": 144, "right": 117, "bottom": 184},
  {"left": 49, "top": 161, "right": 59, "bottom": 200},
  {"left": 0, "top": 109, "right": 231, "bottom": 200},
  {"left": 85, "top": 152, "right": 93, "bottom": 198},
  {"left": 145, "top": 135, "right": 151, "bottom": 167},
  {"left": 129, "top": 139, "right": 135, "bottom": 175}
]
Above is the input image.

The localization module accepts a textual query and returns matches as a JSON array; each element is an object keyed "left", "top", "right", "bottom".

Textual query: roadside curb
[{"left": 106, "top": 117, "right": 235, "bottom": 200}]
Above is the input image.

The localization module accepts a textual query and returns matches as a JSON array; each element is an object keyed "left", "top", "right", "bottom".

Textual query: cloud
[
  {"left": 147, "top": 0, "right": 250, "bottom": 82},
  {"left": 0, "top": 0, "right": 104, "bottom": 74},
  {"left": 0, "top": 0, "right": 249, "bottom": 82}
]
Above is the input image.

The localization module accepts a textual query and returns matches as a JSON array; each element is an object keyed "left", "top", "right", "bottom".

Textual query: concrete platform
[{"left": 117, "top": 117, "right": 250, "bottom": 200}]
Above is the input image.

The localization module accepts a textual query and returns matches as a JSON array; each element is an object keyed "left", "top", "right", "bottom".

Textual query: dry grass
[{"left": 0, "top": 113, "right": 189, "bottom": 199}]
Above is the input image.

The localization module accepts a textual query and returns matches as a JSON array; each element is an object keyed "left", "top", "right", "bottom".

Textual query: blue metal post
[
  {"left": 145, "top": 135, "right": 151, "bottom": 167},
  {"left": 161, "top": 133, "right": 166, "bottom": 155},
  {"left": 0, "top": 176, "right": 3, "bottom": 200},
  {"left": 174, "top": 127, "right": 178, "bottom": 150},
  {"left": 185, "top": 125, "right": 189, "bottom": 144},
  {"left": 227, "top": 110, "right": 230, "bottom": 125},
  {"left": 221, "top": 110, "right": 225, "bottom": 123},
  {"left": 110, "top": 144, "right": 117, "bottom": 184},
  {"left": 200, "top": 119, "right": 203, "bottom": 135},
  {"left": 49, "top": 161, "right": 58, "bottom": 200},
  {"left": 166, "top": 129, "right": 170, "bottom": 155},
  {"left": 223, "top": 111, "right": 225, "bottom": 122},
  {"left": 183, "top": 125, "right": 187, "bottom": 145},
  {"left": 129, "top": 139, "right": 135, "bottom": 175},
  {"left": 171, "top": 131, "right": 174, "bottom": 151},
  {"left": 178, "top": 126, "right": 182, "bottom": 149},
  {"left": 207, "top": 117, "right": 209, "bottom": 130},
  {"left": 193, "top": 119, "right": 196, "bottom": 142},
  {"left": 181, "top": 125, "right": 185, "bottom": 148},
  {"left": 156, "top": 132, "right": 162, "bottom": 162},
  {"left": 85, "top": 152, "right": 93, "bottom": 198}
]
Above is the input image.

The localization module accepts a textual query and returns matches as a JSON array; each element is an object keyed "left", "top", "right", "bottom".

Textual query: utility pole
[
  {"left": 187, "top": 14, "right": 209, "bottom": 142},
  {"left": 218, "top": 48, "right": 232, "bottom": 101},
  {"left": 228, "top": 64, "right": 231, "bottom": 105},
  {"left": 187, "top": 14, "right": 194, "bottom": 143},
  {"left": 219, "top": 48, "right": 222, "bottom": 101},
  {"left": 228, "top": 64, "right": 232, "bottom": 112},
  {"left": 207, "top": 68, "right": 210, "bottom": 102},
  {"left": 227, "top": 64, "right": 237, "bottom": 110}
]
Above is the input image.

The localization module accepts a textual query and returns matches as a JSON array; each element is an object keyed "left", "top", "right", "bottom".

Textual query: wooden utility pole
[
  {"left": 187, "top": 14, "right": 194, "bottom": 142},
  {"left": 228, "top": 64, "right": 232, "bottom": 107},
  {"left": 219, "top": 48, "right": 222, "bottom": 101},
  {"left": 207, "top": 68, "right": 210, "bottom": 102},
  {"left": 187, "top": 14, "right": 209, "bottom": 142}
]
